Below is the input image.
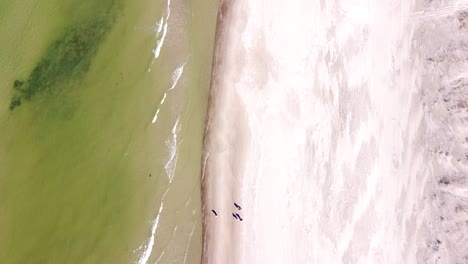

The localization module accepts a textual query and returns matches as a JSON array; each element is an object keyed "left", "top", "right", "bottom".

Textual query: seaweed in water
[
  {"left": 9, "top": 97, "right": 21, "bottom": 110},
  {"left": 13, "top": 80, "right": 24, "bottom": 89},
  {"left": 9, "top": 18, "right": 112, "bottom": 110}
]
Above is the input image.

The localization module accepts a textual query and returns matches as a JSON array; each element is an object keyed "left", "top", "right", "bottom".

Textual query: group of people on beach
[{"left": 211, "top": 202, "right": 243, "bottom": 221}]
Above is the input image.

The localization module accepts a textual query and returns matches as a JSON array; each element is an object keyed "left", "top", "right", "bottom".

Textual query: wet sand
[{"left": 202, "top": 1, "right": 248, "bottom": 263}]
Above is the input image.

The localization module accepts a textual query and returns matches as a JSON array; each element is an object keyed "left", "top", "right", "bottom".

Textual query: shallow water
[{"left": 0, "top": 0, "right": 218, "bottom": 263}]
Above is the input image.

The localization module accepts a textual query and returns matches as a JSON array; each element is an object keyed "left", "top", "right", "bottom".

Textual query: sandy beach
[{"left": 202, "top": 0, "right": 468, "bottom": 263}]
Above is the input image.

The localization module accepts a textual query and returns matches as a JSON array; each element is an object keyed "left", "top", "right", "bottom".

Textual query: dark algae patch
[{"left": 9, "top": 18, "right": 113, "bottom": 110}]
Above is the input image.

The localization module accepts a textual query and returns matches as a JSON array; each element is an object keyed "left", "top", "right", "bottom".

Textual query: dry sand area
[{"left": 202, "top": 0, "right": 468, "bottom": 263}]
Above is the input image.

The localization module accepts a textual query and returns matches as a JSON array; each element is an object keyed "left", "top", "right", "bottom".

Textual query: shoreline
[{"left": 202, "top": 1, "right": 245, "bottom": 263}]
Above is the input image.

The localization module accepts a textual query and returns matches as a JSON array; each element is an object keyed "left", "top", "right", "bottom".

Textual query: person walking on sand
[{"left": 235, "top": 213, "right": 243, "bottom": 221}]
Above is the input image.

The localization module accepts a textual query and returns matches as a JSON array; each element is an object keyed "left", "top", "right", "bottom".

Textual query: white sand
[{"left": 202, "top": 0, "right": 468, "bottom": 263}]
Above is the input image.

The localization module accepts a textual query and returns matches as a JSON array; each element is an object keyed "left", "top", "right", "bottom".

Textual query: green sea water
[{"left": 0, "top": 0, "right": 218, "bottom": 263}]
